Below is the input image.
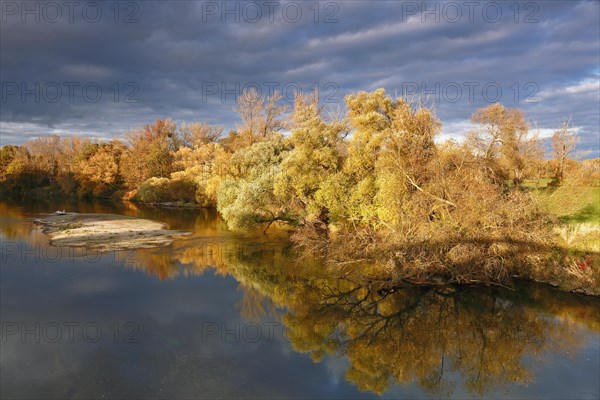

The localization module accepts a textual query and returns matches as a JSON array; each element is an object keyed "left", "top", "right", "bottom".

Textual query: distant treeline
[
  {"left": 1, "top": 88, "right": 598, "bottom": 291},
  {"left": 1, "top": 89, "right": 594, "bottom": 204}
]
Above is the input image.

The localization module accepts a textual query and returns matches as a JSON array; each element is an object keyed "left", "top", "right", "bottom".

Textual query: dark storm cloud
[{"left": 0, "top": 0, "right": 598, "bottom": 156}]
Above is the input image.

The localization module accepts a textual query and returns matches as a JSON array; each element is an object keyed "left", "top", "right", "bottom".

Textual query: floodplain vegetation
[{"left": 1, "top": 89, "right": 598, "bottom": 294}]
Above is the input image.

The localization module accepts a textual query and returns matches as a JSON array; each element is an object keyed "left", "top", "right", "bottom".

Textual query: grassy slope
[
  {"left": 533, "top": 184, "right": 599, "bottom": 225},
  {"left": 527, "top": 179, "right": 599, "bottom": 294}
]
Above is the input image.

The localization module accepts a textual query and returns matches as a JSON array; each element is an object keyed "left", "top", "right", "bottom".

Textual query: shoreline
[{"left": 25, "top": 206, "right": 600, "bottom": 297}]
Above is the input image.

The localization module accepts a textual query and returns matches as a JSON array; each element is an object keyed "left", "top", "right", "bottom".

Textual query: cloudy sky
[{"left": 1, "top": 0, "right": 598, "bottom": 156}]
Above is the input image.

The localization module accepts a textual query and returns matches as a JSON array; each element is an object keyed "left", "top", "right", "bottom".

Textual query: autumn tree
[
  {"left": 24, "top": 135, "right": 63, "bottom": 184},
  {"left": 217, "top": 135, "right": 296, "bottom": 231},
  {"left": 178, "top": 122, "right": 222, "bottom": 147},
  {"left": 120, "top": 118, "right": 179, "bottom": 188},
  {"left": 342, "top": 89, "right": 396, "bottom": 225},
  {"left": 0, "top": 145, "right": 34, "bottom": 191},
  {"left": 76, "top": 141, "right": 126, "bottom": 197},
  {"left": 54, "top": 136, "right": 92, "bottom": 193},
  {"left": 171, "top": 141, "right": 229, "bottom": 206},
  {"left": 227, "top": 89, "right": 287, "bottom": 150},
  {"left": 502, "top": 124, "right": 543, "bottom": 186},
  {"left": 341, "top": 89, "right": 441, "bottom": 226},
  {"left": 0, "top": 145, "right": 21, "bottom": 181},
  {"left": 467, "top": 103, "right": 540, "bottom": 185},
  {"left": 274, "top": 92, "right": 348, "bottom": 227},
  {"left": 283, "top": 91, "right": 557, "bottom": 289},
  {"left": 551, "top": 119, "right": 577, "bottom": 185}
]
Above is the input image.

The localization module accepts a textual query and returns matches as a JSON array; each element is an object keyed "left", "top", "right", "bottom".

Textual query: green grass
[
  {"left": 534, "top": 186, "right": 599, "bottom": 225},
  {"left": 519, "top": 178, "right": 553, "bottom": 189},
  {"left": 509, "top": 178, "right": 597, "bottom": 223},
  {"left": 561, "top": 203, "right": 599, "bottom": 224}
]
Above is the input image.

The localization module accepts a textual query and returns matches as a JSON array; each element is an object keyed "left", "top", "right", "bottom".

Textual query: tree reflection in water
[
  {"left": 164, "top": 238, "right": 593, "bottom": 397},
  {"left": 2, "top": 203, "right": 597, "bottom": 397},
  {"left": 287, "top": 285, "right": 581, "bottom": 396}
]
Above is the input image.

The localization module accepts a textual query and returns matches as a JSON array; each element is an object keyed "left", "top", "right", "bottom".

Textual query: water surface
[{"left": 1, "top": 199, "right": 599, "bottom": 399}]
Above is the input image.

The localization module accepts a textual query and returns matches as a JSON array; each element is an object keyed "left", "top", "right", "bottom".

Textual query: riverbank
[
  {"left": 11, "top": 181, "right": 600, "bottom": 297},
  {"left": 286, "top": 181, "right": 599, "bottom": 297},
  {"left": 528, "top": 181, "right": 599, "bottom": 295},
  {"left": 34, "top": 212, "right": 192, "bottom": 251}
]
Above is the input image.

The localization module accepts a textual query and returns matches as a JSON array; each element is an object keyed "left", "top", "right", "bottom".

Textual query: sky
[{"left": 1, "top": 0, "right": 599, "bottom": 157}]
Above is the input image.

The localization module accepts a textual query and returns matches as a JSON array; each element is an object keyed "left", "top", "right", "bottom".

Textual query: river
[{"left": 1, "top": 198, "right": 599, "bottom": 399}]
